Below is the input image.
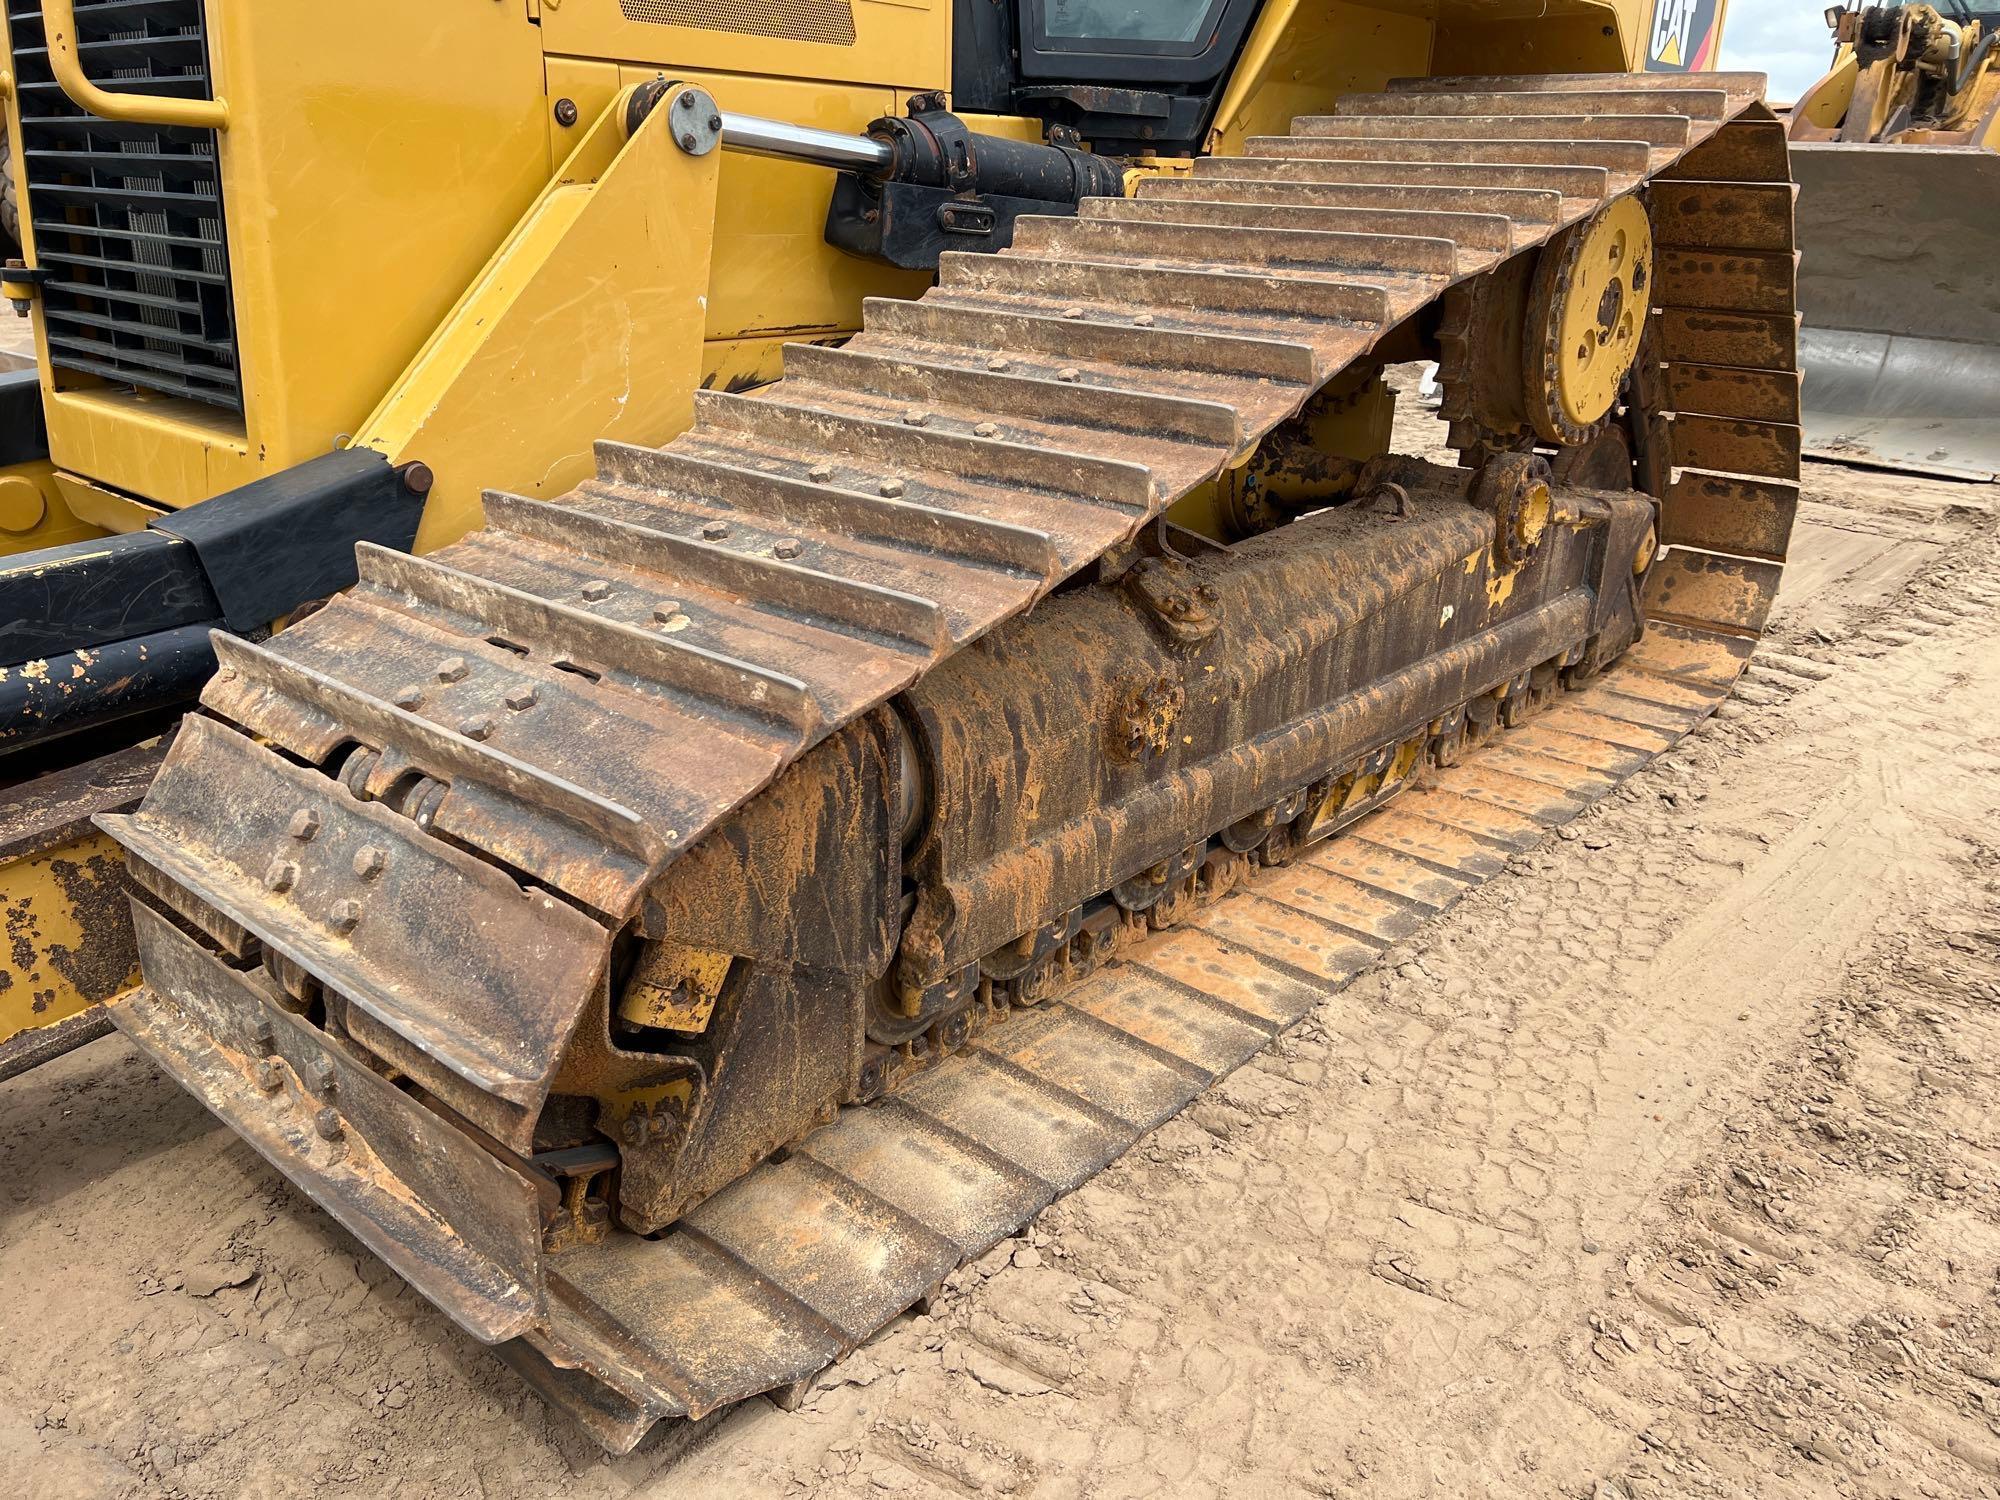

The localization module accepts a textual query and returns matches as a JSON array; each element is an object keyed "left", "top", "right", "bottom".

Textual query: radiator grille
[
  {"left": 619, "top": 0, "right": 856, "bottom": 47},
  {"left": 5, "top": 0, "right": 241, "bottom": 412}
]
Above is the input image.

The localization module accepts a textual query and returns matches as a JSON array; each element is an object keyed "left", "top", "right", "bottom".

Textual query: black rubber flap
[{"left": 151, "top": 448, "right": 420, "bottom": 633}]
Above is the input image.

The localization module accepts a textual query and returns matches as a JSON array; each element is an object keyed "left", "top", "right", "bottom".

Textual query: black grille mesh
[{"left": 6, "top": 0, "right": 240, "bottom": 412}]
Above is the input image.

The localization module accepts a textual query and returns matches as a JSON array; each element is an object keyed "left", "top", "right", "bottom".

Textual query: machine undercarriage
[{"left": 98, "top": 72, "right": 1798, "bottom": 1447}]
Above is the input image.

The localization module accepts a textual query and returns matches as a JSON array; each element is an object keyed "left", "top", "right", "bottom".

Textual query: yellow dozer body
[
  {"left": 1789, "top": 3, "right": 2000, "bottom": 479},
  {"left": 4, "top": 0, "right": 1802, "bottom": 1450}
]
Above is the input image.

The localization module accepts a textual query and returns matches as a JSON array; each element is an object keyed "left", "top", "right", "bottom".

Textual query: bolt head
[
  {"left": 987, "top": 356, "right": 1011, "bottom": 372},
  {"left": 701, "top": 520, "right": 729, "bottom": 540},
  {"left": 287, "top": 808, "right": 321, "bottom": 842},
  {"left": 328, "top": 899, "right": 363, "bottom": 935},
  {"left": 436, "top": 656, "right": 468, "bottom": 683},
  {"left": 393, "top": 685, "right": 424, "bottom": 710},
  {"left": 254, "top": 1059, "right": 283, "bottom": 1093},
  {"left": 706, "top": 114, "right": 722, "bottom": 131},
  {"left": 581, "top": 579, "right": 612, "bottom": 601},
  {"left": 1062, "top": 306, "right": 1084, "bottom": 319},
  {"left": 807, "top": 462, "right": 834, "bottom": 483},
  {"left": 651, "top": 602, "right": 683, "bottom": 625},
  {"left": 554, "top": 97, "right": 578, "bottom": 127},
  {"left": 678, "top": 91, "right": 696, "bottom": 109},
  {"left": 879, "top": 477, "right": 905, "bottom": 499},
  {"left": 314, "top": 1107, "right": 342, "bottom": 1142},
  {"left": 351, "top": 845, "right": 387, "bottom": 881},
  {"left": 973, "top": 422, "right": 998, "bottom": 438},
  {"left": 903, "top": 407, "right": 930, "bottom": 427},
  {"left": 504, "top": 685, "right": 538, "bottom": 711},
  {"left": 460, "top": 717, "right": 495, "bottom": 742},
  {"left": 264, "top": 860, "right": 298, "bottom": 894},
  {"left": 773, "top": 538, "right": 802, "bottom": 560},
  {"left": 1134, "top": 313, "right": 1155, "bottom": 327},
  {"left": 679, "top": 132, "right": 698, "bottom": 151},
  {"left": 247, "top": 1017, "right": 276, "bottom": 1055},
  {"left": 1056, "top": 367, "right": 1081, "bottom": 383},
  {"left": 217, "top": 665, "right": 239, "bottom": 683}
]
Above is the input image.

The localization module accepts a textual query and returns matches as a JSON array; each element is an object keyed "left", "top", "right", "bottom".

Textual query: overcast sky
[{"left": 1717, "top": 0, "right": 1840, "bottom": 102}]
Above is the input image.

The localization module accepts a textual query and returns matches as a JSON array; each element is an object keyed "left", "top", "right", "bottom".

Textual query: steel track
[{"left": 101, "top": 72, "right": 1802, "bottom": 1448}]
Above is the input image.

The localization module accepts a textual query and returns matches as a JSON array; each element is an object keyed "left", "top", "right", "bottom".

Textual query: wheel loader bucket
[{"left": 1792, "top": 142, "right": 2000, "bottom": 481}]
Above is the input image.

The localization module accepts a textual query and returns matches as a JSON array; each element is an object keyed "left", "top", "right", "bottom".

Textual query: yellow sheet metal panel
[
  {"left": 29, "top": 2, "right": 555, "bottom": 511},
  {"left": 0, "top": 742, "right": 164, "bottom": 1050},
  {"left": 359, "top": 87, "right": 726, "bottom": 554},
  {"left": 41, "top": 390, "right": 251, "bottom": 509},
  {"left": 621, "top": 68, "right": 935, "bottom": 343},
  {"left": 545, "top": 61, "right": 905, "bottom": 372},
  {"left": 0, "top": 825, "right": 136, "bottom": 1039},
  {"left": 213, "top": 3, "right": 554, "bottom": 477},
  {"left": 1209, "top": 1, "right": 1437, "bottom": 155},
  {"left": 0, "top": 460, "right": 101, "bottom": 556},
  {"left": 543, "top": 0, "right": 946, "bottom": 89},
  {"left": 1434, "top": 5, "right": 1631, "bottom": 77},
  {"left": 1636, "top": 0, "right": 1727, "bottom": 73},
  {"left": 50, "top": 471, "right": 165, "bottom": 536},
  {"left": 702, "top": 332, "right": 834, "bottom": 393}
]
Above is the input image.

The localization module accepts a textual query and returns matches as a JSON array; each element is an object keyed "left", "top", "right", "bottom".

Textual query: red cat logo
[{"left": 1645, "top": 0, "right": 1722, "bottom": 70}]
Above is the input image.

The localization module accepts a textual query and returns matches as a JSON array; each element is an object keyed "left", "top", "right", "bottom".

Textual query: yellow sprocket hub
[{"left": 1523, "top": 197, "right": 1654, "bottom": 447}]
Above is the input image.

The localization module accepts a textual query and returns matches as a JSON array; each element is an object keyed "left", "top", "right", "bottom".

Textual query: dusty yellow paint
[
  {"left": 355, "top": 84, "right": 723, "bottom": 554},
  {"left": 1796, "top": 51, "right": 1860, "bottom": 130},
  {"left": 606, "top": 1078, "right": 697, "bottom": 1152},
  {"left": 617, "top": 943, "right": 735, "bottom": 1034},
  {"left": 659, "top": 68, "right": 933, "bottom": 348},
  {"left": 49, "top": 470, "right": 163, "bottom": 536},
  {"left": 1208, "top": 0, "right": 1436, "bottom": 155},
  {"left": 0, "top": 460, "right": 98, "bottom": 556},
  {"left": 1170, "top": 366, "right": 1398, "bottom": 539},
  {"left": 2, "top": 0, "right": 553, "bottom": 509},
  {"left": 1542, "top": 197, "right": 1653, "bottom": 431},
  {"left": 1303, "top": 731, "right": 1426, "bottom": 840},
  {"left": 0, "top": 827, "right": 139, "bottom": 1041}
]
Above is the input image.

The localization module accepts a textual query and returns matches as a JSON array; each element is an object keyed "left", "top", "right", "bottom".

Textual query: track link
[{"left": 101, "top": 72, "right": 1803, "bottom": 1448}]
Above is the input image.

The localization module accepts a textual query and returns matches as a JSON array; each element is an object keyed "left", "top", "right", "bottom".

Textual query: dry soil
[{"left": 4, "top": 441, "right": 1998, "bottom": 1500}]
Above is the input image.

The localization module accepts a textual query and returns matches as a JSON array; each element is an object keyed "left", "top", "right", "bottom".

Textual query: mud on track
[{"left": 5, "top": 440, "right": 1999, "bottom": 1499}]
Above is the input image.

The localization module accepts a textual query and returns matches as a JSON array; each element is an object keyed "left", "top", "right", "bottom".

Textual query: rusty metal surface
[
  {"left": 116, "top": 904, "right": 547, "bottom": 1343},
  {"left": 1660, "top": 472, "right": 1798, "bottom": 561},
  {"left": 103, "top": 715, "right": 611, "bottom": 1151},
  {"left": 1643, "top": 549, "right": 1786, "bottom": 638},
  {"left": 0, "top": 1002, "right": 112, "bottom": 1083},
  {"left": 0, "top": 738, "right": 167, "bottom": 857},
  {"left": 515, "top": 614, "right": 1760, "bottom": 1448},
  {"left": 94, "top": 71, "right": 1806, "bottom": 1447},
  {"left": 0, "top": 739, "right": 167, "bottom": 1072}
]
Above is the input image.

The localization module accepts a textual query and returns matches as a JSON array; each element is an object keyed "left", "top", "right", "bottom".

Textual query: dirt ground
[{"left": 5, "top": 437, "right": 1999, "bottom": 1500}]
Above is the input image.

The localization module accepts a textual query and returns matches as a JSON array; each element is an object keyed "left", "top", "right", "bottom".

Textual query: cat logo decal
[{"left": 1645, "top": 0, "right": 1723, "bottom": 71}]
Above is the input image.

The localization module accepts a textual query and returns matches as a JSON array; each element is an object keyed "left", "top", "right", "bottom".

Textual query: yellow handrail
[{"left": 40, "top": 0, "right": 229, "bottom": 131}]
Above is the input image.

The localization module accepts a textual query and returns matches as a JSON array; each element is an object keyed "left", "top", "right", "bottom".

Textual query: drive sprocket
[{"left": 1522, "top": 196, "right": 1655, "bottom": 446}]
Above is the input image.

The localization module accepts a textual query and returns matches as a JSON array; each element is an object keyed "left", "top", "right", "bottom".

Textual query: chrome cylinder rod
[{"left": 717, "top": 112, "right": 894, "bottom": 175}]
